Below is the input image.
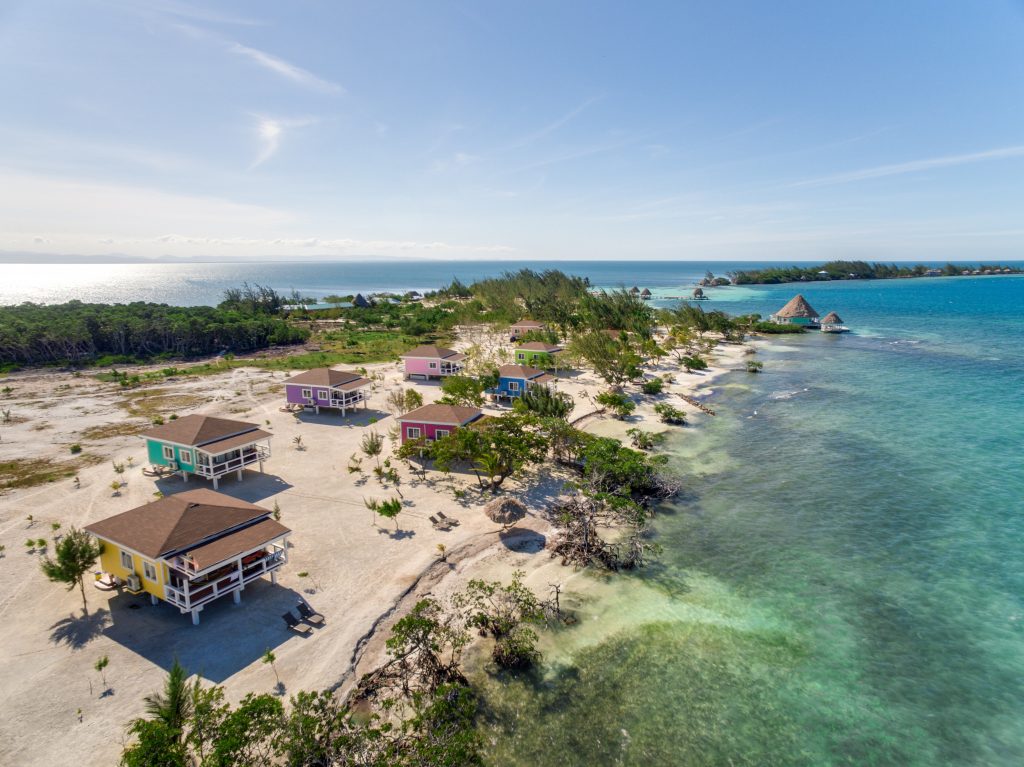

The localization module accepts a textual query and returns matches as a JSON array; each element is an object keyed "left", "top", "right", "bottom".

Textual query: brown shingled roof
[
  {"left": 185, "top": 518, "right": 290, "bottom": 571},
  {"left": 773, "top": 294, "right": 819, "bottom": 319},
  {"left": 517, "top": 341, "right": 563, "bottom": 352},
  {"left": 400, "top": 345, "right": 465, "bottom": 360},
  {"left": 141, "top": 415, "right": 259, "bottom": 447},
  {"left": 285, "top": 368, "right": 370, "bottom": 389},
  {"left": 498, "top": 364, "right": 547, "bottom": 379},
  {"left": 84, "top": 489, "right": 285, "bottom": 560},
  {"left": 511, "top": 320, "right": 545, "bottom": 329},
  {"left": 397, "top": 404, "right": 483, "bottom": 425}
]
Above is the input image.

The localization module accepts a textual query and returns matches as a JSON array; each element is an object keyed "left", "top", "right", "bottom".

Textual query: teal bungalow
[
  {"left": 142, "top": 415, "right": 272, "bottom": 489},
  {"left": 768, "top": 294, "right": 820, "bottom": 328},
  {"left": 515, "top": 341, "right": 563, "bottom": 369},
  {"left": 490, "top": 364, "right": 556, "bottom": 402}
]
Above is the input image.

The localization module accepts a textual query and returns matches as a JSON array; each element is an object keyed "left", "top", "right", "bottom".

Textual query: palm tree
[
  {"left": 39, "top": 527, "right": 103, "bottom": 614},
  {"left": 143, "top": 660, "right": 192, "bottom": 740}
]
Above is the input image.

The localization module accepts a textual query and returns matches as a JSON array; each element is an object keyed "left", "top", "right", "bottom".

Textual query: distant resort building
[
  {"left": 820, "top": 311, "right": 849, "bottom": 333},
  {"left": 143, "top": 415, "right": 271, "bottom": 489},
  {"left": 401, "top": 345, "right": 466, "bottom": 379},
  {"left": 284, "top": 368, "right": 371, "bottom": 415},
  {"left": 515, "top": 341, "right": 563, "bottom": 368},
  {"left": 396, "top": 404, "right": 483, "bottom": 445},
  {"left": 489, "top": 364, "right": 556, "bottom": 401},
  {"left": 86, "top": 489, "right": 290, "bottom": 625},
  {"left": 630, "top": 286, "right": 640, "bottom": 295},
  {"left": 509, "top": 319, "right": 546, "bottom": 340},
  {"left": 640, "top": 288, "right": 652, "bottom": 300},
  {"left": 769, "top": 294, "right": 820, "bottom": 328}
]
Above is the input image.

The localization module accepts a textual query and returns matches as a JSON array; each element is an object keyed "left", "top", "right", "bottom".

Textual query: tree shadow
[
  {"left": 99, "top": 687, "right": 115, "bottom": 699},
  {"left": 498, "top": 528, "right": 546, "bottom": 553},
  {"left": 377, "top": 528, "right": 416, "bottom": 541},
  {"left": 49, "top": 608, "right": 111, "bottom": 649}
]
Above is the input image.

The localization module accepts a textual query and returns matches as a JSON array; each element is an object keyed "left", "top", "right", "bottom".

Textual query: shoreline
[{"left": 0, "top": 329, "right": 750, "bottom": 767}]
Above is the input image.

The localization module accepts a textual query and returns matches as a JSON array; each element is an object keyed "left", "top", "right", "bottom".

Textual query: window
[
  {"left": 407, "top": 426, "right": 422, "bottom": 440},
  {"left": 428, "top": 362, "right": 437, "bottom": 369},
  {"left": 301, "top": 387, "right": 312, "bottom": 399},
  {"left": 143, "top": 561, "right": 157, "bottom": 582},
  {"left": 120, "top": 550, "right": 133, "bottom": 571},
  {"left": 316, "top": 388, "right": 328, "bottom": 399},
  {"left": 179, "top": 449, "right": 192, "bottom": 465},
  {"left": 508, "top": 381, "right": 520, "bottom": 392},
  {"left": 162, "top": 445, "right": 175, "bottom": 461},
  {"left": 435, "top": 429, "right": 450, "bottom": 439}
]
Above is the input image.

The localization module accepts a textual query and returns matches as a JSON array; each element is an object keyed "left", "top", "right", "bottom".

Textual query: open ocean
[{"left": 7, "top": 260, "right": 1024, "bottom": 764}]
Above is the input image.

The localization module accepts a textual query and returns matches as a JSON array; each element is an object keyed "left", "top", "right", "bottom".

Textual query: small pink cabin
[
  {"left": 396, "top": 404, "right": 483, "bottom": 444},
  {"left": 400, "top": 345, "right": 466, "bottom": 380}
]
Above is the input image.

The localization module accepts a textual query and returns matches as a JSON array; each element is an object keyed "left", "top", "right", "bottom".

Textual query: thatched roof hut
[
  {"left": 629, "top": 286, "right": 640, "bottom": 294},
  {"left": 821, "top": 311, "right": 843, "bottom": 324},
  {"left": 483, "top": 496, "right": 528, "bottom": 526},
  {"left": 640, "top": 288, "right": 652, "bottom": 299},
  {"left": 773, "top": 294, "right": 819, "bottom": 319}
]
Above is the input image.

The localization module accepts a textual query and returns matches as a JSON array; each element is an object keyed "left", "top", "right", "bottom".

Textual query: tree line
[
  {"left": 730, "top": 260, "right": 1022, "bottom": 284},
  {"left": 0, "top": 295, "right": 308, "bottom": 367}
]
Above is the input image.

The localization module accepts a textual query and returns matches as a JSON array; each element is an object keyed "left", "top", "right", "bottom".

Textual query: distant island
[{"left": 729, "top": 260, "right": 1022, "bottom": 285}]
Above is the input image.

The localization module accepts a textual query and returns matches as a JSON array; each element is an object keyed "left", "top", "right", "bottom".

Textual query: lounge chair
[
  {"left": 282, "top": 611, "right": 312, "bottom": 634},
  {"left": 429, "top": 515, "right": 452, "bottom": 530},
  {"left": 296, "top": 601, "right": 325, "bottom": 625},
  {"left": 438, "top": 512, "right": 460, "bottom": 527}
]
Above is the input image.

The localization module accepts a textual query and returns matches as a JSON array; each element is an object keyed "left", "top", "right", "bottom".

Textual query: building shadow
[
  {"left": 155, "top": 471, "right": 293, "bottom": 504},
  {"left": 293, "top": 409, "right": 391, "bottom": 428},
  {"left": 101, "top": 580, "right": 309, "bottom": 684},
  {"left": 49, "top": 608, "right": 112, "bottom": 649}
]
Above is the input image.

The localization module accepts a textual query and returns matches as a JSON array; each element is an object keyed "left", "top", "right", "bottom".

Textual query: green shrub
[
  {"left": 654, "top": 403, "right": 686, "bottom": 425},
  {"left": 641, "top": 378, "right": 664, "bottom": 395},
  {"left": 69, "top": 443, "right": 82, "bottom": 454},
  {"left": 595, "top": 391, "right": 636, "bottom": 419}
]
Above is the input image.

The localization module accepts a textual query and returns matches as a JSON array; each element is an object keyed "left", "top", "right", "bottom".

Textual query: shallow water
[{"left": 477, "top": 275, "right": 1024, "bottom": 766}]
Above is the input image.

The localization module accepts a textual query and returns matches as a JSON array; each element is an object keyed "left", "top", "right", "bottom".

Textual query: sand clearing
[{"left": 0, "top": 332, "right": 748, "bottom": 767}]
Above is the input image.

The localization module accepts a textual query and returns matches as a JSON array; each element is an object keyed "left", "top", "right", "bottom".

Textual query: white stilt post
[
  {"left": 213, "top": 476, "right": 219, "bottom": 489},
  {"left": 150, "top": 594, "right": 158, "bottom": 605},
  {"left": 233, "top": 590, "right": 241, "bottom": 604},
  {"left": 191, "top": 609, "right": 200, "bottom": 625},
  {"left": 236, "top": 469, "right": 243, "bottom": 481}
]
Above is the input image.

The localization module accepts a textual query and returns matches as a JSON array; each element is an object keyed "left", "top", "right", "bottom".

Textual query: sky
[{"left": 1, "top": 0, "right": 1024, "bottom": 262}]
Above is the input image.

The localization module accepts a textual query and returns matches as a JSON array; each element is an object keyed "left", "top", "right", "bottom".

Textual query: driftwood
[
  {"left": 679, "top": 394, "right": 715, "bottom": 416},
  {"left": 549, "top": 493, "right": 661, "bottom": 571}
]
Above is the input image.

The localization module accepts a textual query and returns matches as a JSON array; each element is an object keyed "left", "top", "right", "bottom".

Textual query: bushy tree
[
  {"left": 594, "top": 391, "right": 636, "bottom": 419},
  {"left": 437, "top": 375, "right": 491, "bottom": 407},
  {"left": 40, "top": 527, "right": 103, "bottom": 613},
  {"left": 430, "top": 412, "right": 548, "bottom": 492},
  {"left": 569, "top": 331, "right": 643, "bottom": 387},
  {"left": 452, "top": 571, "right": 544, "bottom": 669},
  {"left": 513, "top": 385, "right": 574, "bottom": 419}
]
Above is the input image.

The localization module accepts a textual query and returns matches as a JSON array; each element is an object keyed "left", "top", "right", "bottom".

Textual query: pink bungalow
[
  {"left": 400, "top": 345, "right": 466, "bottom": 380},
  {"left": 396, "top": 404, "right": 483, "bottom": 444},
  {"left": 284, "top": 368, "right": 372, "bottom": 415}
]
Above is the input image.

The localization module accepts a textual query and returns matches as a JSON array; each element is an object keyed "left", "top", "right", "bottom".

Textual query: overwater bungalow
[
  {"left": 769, "top": 294, "right": 820, "bottom": 328},
  {"left": 640, "top": 288, "right": 652, "bottom": 300},
  {"left": 85, "top": 489, "right": 290, "bottom": 625},
  {"left": 820, "top": 311, "right": 849, "bottom": 333},
  {"left": 629, "top": 286, "right": 640, "bottom": 295}
]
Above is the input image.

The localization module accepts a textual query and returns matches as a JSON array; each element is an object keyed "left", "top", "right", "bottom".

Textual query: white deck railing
[
  {"left": 194, "top": 444, "right": 270, "bottom": 478},
  {"left": 164, "top": 548, "right": 286, "bottom": 611}
]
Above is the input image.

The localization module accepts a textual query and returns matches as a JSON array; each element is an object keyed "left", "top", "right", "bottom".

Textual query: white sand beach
[{"left": 0, "top": 332, "right": 749, "bottom": 767}]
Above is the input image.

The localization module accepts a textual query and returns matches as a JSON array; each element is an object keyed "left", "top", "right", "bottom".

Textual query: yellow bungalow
[{"left": 85, "top": 489, "right": 290, "bottom": 625}]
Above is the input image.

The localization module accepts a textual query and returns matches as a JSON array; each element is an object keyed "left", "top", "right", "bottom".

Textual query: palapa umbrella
[{"left": 484, "top": 497, "right": 528, "bottom": 527}]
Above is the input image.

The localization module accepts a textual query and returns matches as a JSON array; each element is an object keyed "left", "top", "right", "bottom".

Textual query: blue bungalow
[{"left": 490, "top": 364, "right": 556, "bottom": 401}]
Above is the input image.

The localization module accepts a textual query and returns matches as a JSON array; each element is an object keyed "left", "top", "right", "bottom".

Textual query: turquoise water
[{"left": 479, "top": 275, "right": 1024, "bottom": 766}]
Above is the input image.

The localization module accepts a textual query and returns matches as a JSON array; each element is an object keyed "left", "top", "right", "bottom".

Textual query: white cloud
[
  {"left": 788, "top": 145, "right": 1024, "bottom": 188},
  {"left": 229, "top": 43, "right": 344, "bottom": 94},
  {"left": 251, "top": 116, "right": 317, "bottom": 168}
]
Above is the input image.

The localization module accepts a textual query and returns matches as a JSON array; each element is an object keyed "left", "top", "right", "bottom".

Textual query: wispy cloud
[
  {"left": 251, "top": 116, "right": 317, "bottom": 168},
  {"left": 146, "top": 0, "right": 264, "bottom": 26},
  {"left": 170, "top": 23, "right": 344, "bottom": 94},
  {"left": 788, "top": 145, "right": 1024, "bottom": 188},
  {"left": 229, "top": 43, "right": 344, "bottom": 94},
  {"left": 502, "top": 95, "right": 604, "bottom": 152}
]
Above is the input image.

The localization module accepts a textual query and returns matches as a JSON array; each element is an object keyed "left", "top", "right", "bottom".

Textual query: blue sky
[{"left": 1, "top": 0, "right": 1023, "bottom": 261}]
